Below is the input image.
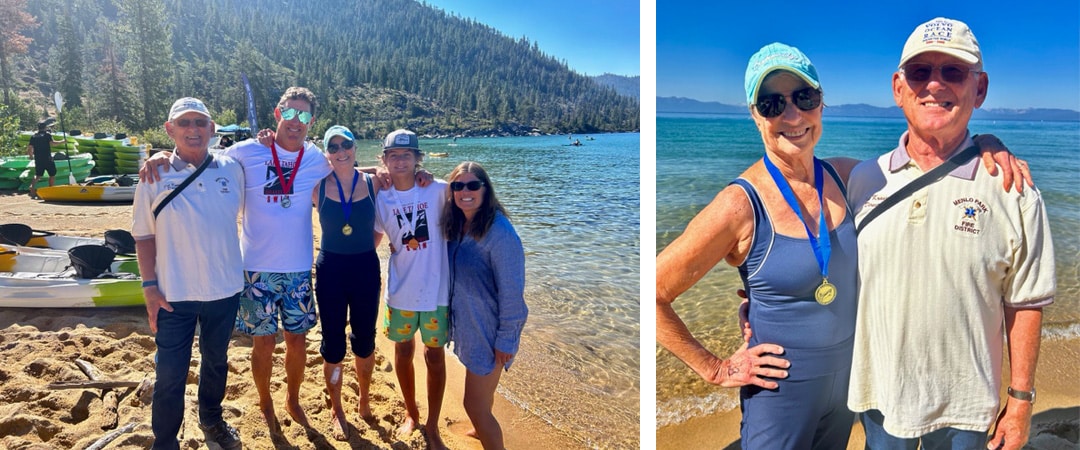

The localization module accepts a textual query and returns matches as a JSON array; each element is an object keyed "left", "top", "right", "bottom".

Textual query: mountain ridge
[
  {"left": 657, "top": 96, "right": 1080, "bottom": 122},
  {"left": 13, "top": 0, "right": 639, "bottom": 139}
]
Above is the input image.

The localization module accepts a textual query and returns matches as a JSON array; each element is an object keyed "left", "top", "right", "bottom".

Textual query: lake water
[
  {"left": 357, "top": 133, "right": 640, "bottom": 449},
  {"left": 656, "top": 114, "right": 1080, "bottom": 427}
]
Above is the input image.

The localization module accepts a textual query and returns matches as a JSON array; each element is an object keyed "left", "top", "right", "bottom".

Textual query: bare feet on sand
[
  {"left": 330, "top": 409, "right": 349, "bottom": 441},
  {"left": 425, "top": 423, "right": 448, "bottom": 450},
  {"left": 286, "top": 396, "right": 311, "bottom": 428},
  {"left": 358, "top": 401, "right": 375, "bottom": 422},
  {"left": 397, "top": 415, "right": 419, "bottom": 439},
  {"left": 465, "top": 428, "right": 479, "bottom": 439},
  {"left": 260, "top": 404, "right": 281, "bottom": 435}
]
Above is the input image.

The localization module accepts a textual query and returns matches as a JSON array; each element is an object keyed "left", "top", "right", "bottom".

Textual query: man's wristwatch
[{"left": 1006, "top": 386, "right": 1036, "bottom": 404}]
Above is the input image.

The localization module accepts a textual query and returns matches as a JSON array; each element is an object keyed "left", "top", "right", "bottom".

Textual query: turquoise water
[
  {"left": 656, "top": 114, "right": 1080, "bottom": 427},
  {"left": 358, "top": 133, "right": 640, "bottom": 449}
]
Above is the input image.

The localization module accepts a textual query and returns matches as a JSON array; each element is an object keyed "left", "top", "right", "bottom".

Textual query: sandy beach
[
  {"left": 0, "top": 193, "right": 582, "bottom": 449},
  {"left": 657, "top": 337, "right": 1080, "bottom": 449}
]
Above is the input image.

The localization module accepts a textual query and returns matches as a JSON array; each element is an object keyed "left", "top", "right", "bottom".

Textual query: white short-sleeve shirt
[
  {"left": 131, "top": 152, "right": 245, "bottom": 302},
  {"left": 373, "top": 180, "right": 450, "bottom": 311},
  {"left": 224, "top": 140, "right": 331, "bottom": 273}
]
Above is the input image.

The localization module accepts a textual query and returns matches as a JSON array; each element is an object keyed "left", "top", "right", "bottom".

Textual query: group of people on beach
[
  {"left": 658, "top": 17, "right": 1054, "bottom": 450},
  {"left": 133, "top": 86, "right": 527, "bottom": 450}
]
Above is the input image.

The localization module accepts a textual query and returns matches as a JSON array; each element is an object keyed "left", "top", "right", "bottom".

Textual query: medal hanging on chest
[
  {"left": 763, "top": 155, "right": 836, "bottom": 306},
  {"left": 815, "top": 279, "right": 836, "bottom": 305},
  {"left": 333, "top": 170, "right": 359, "bottom": 236},
  {"left": 269, "top": 138, "right": 304, "bottom": 209},
  {"left": 390, "top": 186, "right": 420, "bottom": 250}
]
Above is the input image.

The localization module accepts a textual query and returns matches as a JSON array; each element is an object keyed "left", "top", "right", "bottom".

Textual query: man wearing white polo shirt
[
  {"left": 134, "top": 97, "right": 244, "bottom": 450},
  {"left": 846, "top": 18, "right": 1055, "bottom": 450}
]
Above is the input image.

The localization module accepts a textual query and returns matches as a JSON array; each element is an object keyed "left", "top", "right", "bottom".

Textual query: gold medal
[
  {"left": 815, "top": 279, "right": 836, "bottom": 305},
  {"left": 281, "top": 195, "right": 291, "bottom": 208},
  {"left": 342, "top": 224, "right": 353, "bottom": 236},
  {"left": 407, "top": 238, "right": 419, "bottom": 250}
]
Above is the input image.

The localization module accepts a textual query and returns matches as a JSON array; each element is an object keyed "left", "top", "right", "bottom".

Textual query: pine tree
[
  {"left": 53, "top": 10, "right": 84, "bottom": 108},
  {"left": 0, "top": 0, "right": 37, "bottom": 106},
  {"left": 114, "top": 0, "right": 173, "bottom": 129}
]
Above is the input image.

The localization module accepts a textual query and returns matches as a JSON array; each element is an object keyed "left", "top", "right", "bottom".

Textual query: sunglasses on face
[
  {"left": 326, "top": 140, "right": 354, "bottom": 154},
  {"left": 279, "top": 107, "right": 313, "bottom": 125},
  {"left": 450, "top": 180, "right": 485, "bottom": 192},
  {"left": 755, "top": 87, "right": 822, "bottom": 118},
  {"left": 900, "top": 63, "right": 979, "bottom": 84},
  {"left": 173, "top": 118, "right": 209, "bottom": 128}
]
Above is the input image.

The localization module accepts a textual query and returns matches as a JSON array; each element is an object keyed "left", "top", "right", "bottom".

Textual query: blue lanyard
[
  {"left": 762, "top": 154, "right": 830, "bottom": 280},
  {"left": 332, "top": 170, "right": 359, "bottom": 224}
]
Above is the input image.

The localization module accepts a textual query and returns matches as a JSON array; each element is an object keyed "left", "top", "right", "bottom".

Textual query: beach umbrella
[{"left": 53, "top": 92, "right": 76, "bottom": 185}]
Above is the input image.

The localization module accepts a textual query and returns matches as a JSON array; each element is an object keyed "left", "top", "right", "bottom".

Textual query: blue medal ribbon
[
  {"left": 332, "top": 170, "right": 359, "bottom": 231},
  {"left": 762, "top": 154, "right": 831, "bottom": 282}
]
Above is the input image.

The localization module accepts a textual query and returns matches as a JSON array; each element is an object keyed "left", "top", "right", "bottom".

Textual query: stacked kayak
[
  {"left": 20, "top": 153, "right": 96, "bottom": 191},
  {"left": 0, "top": 153, "right": 96, "bottom": 191},
  {"left": 79, "top": 137, "right": 147, "bottom": 175},
  {"left": 114, "top": 144, "right": 147, "bottom": 175},
  {"left": 0, "top": 225, "right": 138, "bottom": 274},
  {"left": 0, "top": 156, "right": 31, "bottom": 190},
  {"left": 0, "top": 225, "right": 143, "bottom": 307}
]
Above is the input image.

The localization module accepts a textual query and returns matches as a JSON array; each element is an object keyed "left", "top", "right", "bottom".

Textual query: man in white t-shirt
[
  {"left": 133, "top": 97, "right": 244, "bottom": 449},
  {"left": 224, "top": 87, "right": 332, "bottom": 433},
  {"left": 846, "top": 18, "right": 1054, "bottom": 450},
  {"left": 373, "top": 129, "right": 450, "bottom": 450}
]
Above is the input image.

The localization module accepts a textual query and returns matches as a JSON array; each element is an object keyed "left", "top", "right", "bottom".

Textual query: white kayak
[
  {"left": 0, "top": 271, "right": 143, "bottom": 308},
  {"left": 26, "top": 232, "right": 105, "bottom": 250},
  {"left": 0, "top": 244, "right": 139, "bottom": 274}
]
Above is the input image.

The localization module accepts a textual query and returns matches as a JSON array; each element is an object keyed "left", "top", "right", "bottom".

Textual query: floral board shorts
[
  {"left": 383, "top": 305, "right": 448, "bottom": 347},
  {"left": 235, "top": 270, "right": 317, "bottom": 336}
]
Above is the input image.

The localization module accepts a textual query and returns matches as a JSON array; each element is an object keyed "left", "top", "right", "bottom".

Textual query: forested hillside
[
  {"left": 9, "top": 0, "right": 638, "bottom": 143},
  {"left": 592, "top": 74, "right": 639, "bottom": 99}
]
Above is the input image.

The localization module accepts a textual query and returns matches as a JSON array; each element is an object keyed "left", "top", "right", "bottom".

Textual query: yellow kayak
[{"left": 36, "top": 185, "right": 136, "bottom": 202}]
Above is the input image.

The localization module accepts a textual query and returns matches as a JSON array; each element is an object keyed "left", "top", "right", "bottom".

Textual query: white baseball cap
[{"left": 899, "top": 17, "right": 981, "bottom": 68}]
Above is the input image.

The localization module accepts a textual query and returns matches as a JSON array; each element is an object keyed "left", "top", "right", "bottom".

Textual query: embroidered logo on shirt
[
  {"left": 951, "top": 197, "right": 988, "bottom": 235},
  {"left": 216, "top": 177, "right": 232, "bottom": 194}
]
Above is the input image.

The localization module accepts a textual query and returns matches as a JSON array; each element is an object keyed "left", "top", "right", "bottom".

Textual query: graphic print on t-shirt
[
  {"left": 263, "top": 162, "right": 295, "bottom": 203},
  {"left": 394, "top": 202, "right": 429, "bottom": 251}
]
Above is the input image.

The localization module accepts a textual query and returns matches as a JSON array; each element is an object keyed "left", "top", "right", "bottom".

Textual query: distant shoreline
[
  {"left": 657, "top": 110, "right": 1080, "bottom": 123},
  {"left": 656, "top": 96, "right": 1080, "bottom": 122}
]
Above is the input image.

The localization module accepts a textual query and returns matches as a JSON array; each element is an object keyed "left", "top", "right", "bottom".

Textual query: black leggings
[{"left": 314, "top": 249, "right": 381, "bottom": 363}]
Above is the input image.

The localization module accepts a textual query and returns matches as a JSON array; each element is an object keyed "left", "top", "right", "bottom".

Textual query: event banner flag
[{"left": 242, "top": 73, "right": 257, "bottom": 130}]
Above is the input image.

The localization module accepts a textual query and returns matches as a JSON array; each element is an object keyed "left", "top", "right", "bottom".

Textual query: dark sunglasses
[
  {"left": 450, "top": 180, "right": 485, "bottom": 192},
  {"left": 279, "top": 107, "right": 313, "bottom": 125},
  {"left": 326, "top": 140, "right": 354, "bottom": 154},
  {"left": 173, "top": 118, "right": 209, "bottom": 128},
  {"left": 755, "top": 87, "right": 822, "bottom": 118},
  {"left": 900, "top": 63, "right": 979, "bottom": 84}
]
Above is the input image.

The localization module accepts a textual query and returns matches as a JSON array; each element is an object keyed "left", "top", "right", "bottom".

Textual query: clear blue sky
[
  {"left": 657, "top": 1, "right": 1080, "bottom": 110},
  {"left": 421, "top": 0, "right": 640, "bottom": 77}
]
